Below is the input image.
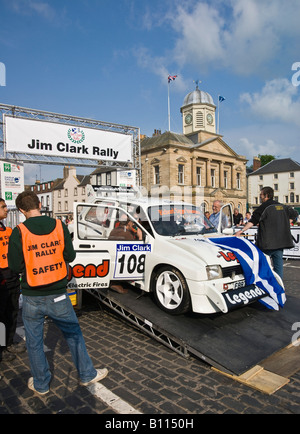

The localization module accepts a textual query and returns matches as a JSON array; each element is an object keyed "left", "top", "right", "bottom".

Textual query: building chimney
[
  {"left": 153, "top": 129, "right": 161, "bottom": 136},
  {"left": 253, "top": 157, "right": 261, "bottom": 171}
]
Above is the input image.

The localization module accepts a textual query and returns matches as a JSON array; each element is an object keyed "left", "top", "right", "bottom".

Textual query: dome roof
[{"left": 182, "top": 87, "right": 215, "bottom": 108}]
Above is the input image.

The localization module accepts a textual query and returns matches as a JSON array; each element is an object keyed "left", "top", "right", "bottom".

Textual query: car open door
[
  {"left": 68, "top": 202, "right": 151, "bottom": 293},
  {"left": 217, "top": 203, "right": 234, "bottom": 234}
]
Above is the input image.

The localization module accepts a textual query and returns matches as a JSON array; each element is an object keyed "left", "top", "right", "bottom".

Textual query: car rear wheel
[{"left": 152, "top": 267, "right": 191, "bottom": 315}]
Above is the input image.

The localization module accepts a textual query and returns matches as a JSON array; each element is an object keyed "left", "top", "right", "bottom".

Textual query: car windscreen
[{"left": 148, "top": 205, "right": 217, "bottom": 236}]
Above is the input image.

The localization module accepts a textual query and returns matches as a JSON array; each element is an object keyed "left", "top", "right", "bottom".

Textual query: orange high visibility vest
[
  {"left": 0, "top": 226, "right": 12, "bottom": 268},
  {"left": 18, "top": 219, "right": 67, "bottom": 287}
]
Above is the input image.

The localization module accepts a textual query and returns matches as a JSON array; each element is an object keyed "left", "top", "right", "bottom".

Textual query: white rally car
[{"left": 68, "top": 188, "right": 273, "bottom": 315}]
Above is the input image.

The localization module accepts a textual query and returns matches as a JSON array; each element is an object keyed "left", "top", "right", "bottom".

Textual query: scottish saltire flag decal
[{"left": 206, "top": 237, "right": 286, "bottom": 311}]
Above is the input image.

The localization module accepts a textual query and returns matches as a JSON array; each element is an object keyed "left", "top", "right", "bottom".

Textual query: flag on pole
[
  {"left": 167, "top": 75, "right": 177, "bottom": 131},
  {"left": 168, "top": 75, "right": 177, "bottom": 83},
  {"left": 205, "top": 236, "right": 286, "bottom": 311},
  {"left": 217, "top": 95, "right": 225, "bottom": 134}
]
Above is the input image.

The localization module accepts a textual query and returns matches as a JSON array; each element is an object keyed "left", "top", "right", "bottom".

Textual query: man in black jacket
[{"left": 235, "top": 186, "right": 298, "bottom": 279}]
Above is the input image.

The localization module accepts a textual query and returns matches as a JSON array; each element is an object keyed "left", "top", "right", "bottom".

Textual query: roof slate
[{"left": 248, "top": 158, "right": 300, "bottom": 176}]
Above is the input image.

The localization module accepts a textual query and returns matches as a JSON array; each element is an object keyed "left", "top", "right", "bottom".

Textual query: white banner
[
  {"left": 0, "top": 160, "right": 24, "bottom": 208},
  {"left": 243, "top": 226, "right": 300, "bottom": 259},
  {"left": 5, "top": 116, "right": 132, "bottom": 162}
]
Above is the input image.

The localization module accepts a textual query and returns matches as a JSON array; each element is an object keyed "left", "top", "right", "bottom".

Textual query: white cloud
[
  {"left": 172, "top": 3, "right": 225, "bottom": 69},
  {"left": 134, "top": 46, "right": 186, "bottom": 91},
  {"left": 240, "top": 78, "right": 300, "bottom": 126},
  {"left": 225, "top": 123, "right": 300, "bottom": 163},
  {"left": 168, "top": 0, "right": 300, "bottom": 76},
  {"left": 10, "top": 0, "right": 58, "bottom": 21},
  {"left": 237, "top": 137, "right": 284, "bottom": 160}
]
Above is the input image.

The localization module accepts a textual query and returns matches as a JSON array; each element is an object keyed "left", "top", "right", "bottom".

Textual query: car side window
[{"left": 76, "top": 204, "right": 147, "bottom": 241}]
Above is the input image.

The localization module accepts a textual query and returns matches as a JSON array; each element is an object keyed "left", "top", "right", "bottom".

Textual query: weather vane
[{"left": 193, "top": 79, "right": 202, "bottom": 90}]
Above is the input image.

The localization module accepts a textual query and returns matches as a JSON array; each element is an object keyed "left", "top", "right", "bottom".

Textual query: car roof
[{"left": 95, "top": 195, "right": 194, "bottom": 209}]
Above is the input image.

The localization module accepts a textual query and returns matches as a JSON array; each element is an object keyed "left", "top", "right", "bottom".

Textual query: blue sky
[{"left": 0, "top": 0, "right": 299, "bottom": 184}]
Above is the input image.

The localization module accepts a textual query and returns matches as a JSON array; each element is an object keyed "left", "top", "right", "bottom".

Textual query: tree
[{"left": 258, "top": 154, "right": 276, "bottom": 167}]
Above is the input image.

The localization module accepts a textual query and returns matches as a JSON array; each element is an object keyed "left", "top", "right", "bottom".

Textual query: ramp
[{"left": 83, "top": 286, "right": 300, "bottom": 377}]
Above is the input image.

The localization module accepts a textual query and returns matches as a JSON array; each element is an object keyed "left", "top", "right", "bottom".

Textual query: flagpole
[
  {"left": 168, "top": 80, "right": 171, "bottom": 132},
  {"left": 217, "top": 95, "right": 220, "bottom": 134},
  {"left": 167, "top": 75, "right": 177, "bottom": 132},
  {"left": 217, "top": 95, "right": 225, "bottom": 134}
]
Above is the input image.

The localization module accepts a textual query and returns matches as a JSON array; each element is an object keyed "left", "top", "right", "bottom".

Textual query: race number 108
[{"left": 114, "top": 253, "right": 146, "bottom": 279}]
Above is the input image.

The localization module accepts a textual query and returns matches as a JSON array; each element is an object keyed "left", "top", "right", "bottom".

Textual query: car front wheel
[{"left": 152, "top": 267, "right": 191, "bottom": 315}]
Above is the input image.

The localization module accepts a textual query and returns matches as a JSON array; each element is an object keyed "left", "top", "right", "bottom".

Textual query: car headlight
[{"left": 206, "top": 265, "right": 222, "bottom": 280}]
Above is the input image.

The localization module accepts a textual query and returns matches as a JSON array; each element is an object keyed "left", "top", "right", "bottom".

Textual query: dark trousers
[{"left": 0, "top": 269, "right": 20, "bottom": 349}]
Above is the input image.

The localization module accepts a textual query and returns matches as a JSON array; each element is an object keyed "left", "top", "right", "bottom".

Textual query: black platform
[{"left": 94, "top": 287, "right": 300, "bottom": 376}]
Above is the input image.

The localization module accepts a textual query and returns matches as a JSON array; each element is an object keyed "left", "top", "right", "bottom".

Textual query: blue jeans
[
  {"left": 264, "top": 249, "right": 284, "bottom": 280},
  {"left": 22, "top": 293, "right": 97, "bottom": 393}
]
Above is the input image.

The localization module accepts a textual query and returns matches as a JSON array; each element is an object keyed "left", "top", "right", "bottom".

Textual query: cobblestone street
[{"left": 0, "top": 260, "right": 299, "bottom": 416}]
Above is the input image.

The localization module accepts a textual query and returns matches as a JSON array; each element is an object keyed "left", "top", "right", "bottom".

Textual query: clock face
[
  {"left": 206, "top": 113, "right": 213, "bottom": 125},
  {"left": 185, "top": 114, "right": 193, "bottom": 125}
]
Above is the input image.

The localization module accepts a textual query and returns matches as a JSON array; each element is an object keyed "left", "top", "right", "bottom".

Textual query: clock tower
[{"left": 181, "top": 82, "right": 216, "bottom": 135}]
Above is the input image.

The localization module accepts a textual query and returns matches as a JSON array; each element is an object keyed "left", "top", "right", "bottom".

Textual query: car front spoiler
[{"left": 206, "top": 283, "right": 268, "bottom": 313}]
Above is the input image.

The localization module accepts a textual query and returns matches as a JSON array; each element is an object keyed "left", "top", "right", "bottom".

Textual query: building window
[
  {"left": 290, "top": 193, "right": 295, "bottom": 203},
  {"left": 106, "top": 173, "right": 111, "bottom": 185},
  {"left": 154, "top": 166, "right": 160, "bottom": 184},
  {"left": 259, "top": 175, "right": 263, "bottom": 180},
  {"left": 58, "top": 190, "right": 61, "bottom": 198},
  {"left": 74, "top": 187, "right": 78, "bottom": 196},
  {"left": 290, "top": 182, "right": 295, "bottom": 190},
  {"left": 285, "top": 196, "right": 289, "bottom": 203},
  {"left": 274, "top": 174, "right": 278, "bottom": 179},
  {"left": 237, "top": 173, "right": 241, "bottom": 189},
  {"left": 211, "top": 169, "right": 215, "bottom": 188},
  {"left": 196, "top": 167, "right": 201, "bottom": 186},
  {"left": 290, "top": 172, "right": 294, "bottom": 178},
  {"left": 274, "top": 184, "right": 278, "bottom": 191},
  {"left": 65, "top": 201, "right": 68, "bottom": 211},
  {"left": 65, "top": 189, "right": 68, "bottom": 197},
  {"left": 46, "top": 196, "right": 50, "bottom": 207},
  {"left": 296, "top": 195, "right": 299, "bottom": 203},
  {"left": 178, "top": 164, "right": 184, "bottom": 184},
  {"left": 224, "top": 171, "right": 228, "bottom": 189},
  {"left": 82, "top": 187, "right": 85, "bottom": 195},
  {"left": 58, "top": 202, "right": 61, "bottom": 211}
]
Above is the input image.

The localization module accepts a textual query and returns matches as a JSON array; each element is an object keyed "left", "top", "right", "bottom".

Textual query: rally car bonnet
[{"left": 166, "top": 237, "right": 240, "bottom": 267}]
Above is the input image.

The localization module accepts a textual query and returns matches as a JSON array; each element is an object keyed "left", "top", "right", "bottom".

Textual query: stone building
[
  {"left": 52, "top": 166, "right": 90, "bottom": 220},
  {"left": 141, "top": 85, "right": 247, "bottom": 213},
  {"left": 248, "top": 158, "right": 300, "bottom": 213}
]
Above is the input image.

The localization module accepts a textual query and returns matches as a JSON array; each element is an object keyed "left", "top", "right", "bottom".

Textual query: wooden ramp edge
[{"left": 212, "top": 339, "right": 300, "bottom": 395}]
